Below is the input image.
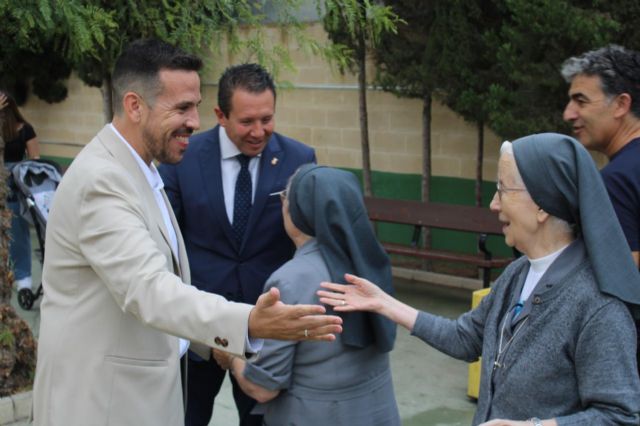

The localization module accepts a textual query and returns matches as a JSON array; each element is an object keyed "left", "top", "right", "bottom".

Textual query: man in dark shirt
[
  {"left": 562, "top": 45, "right": 640, "bottom": 266},
  {"left": 562, "top": 44, "right": 640, "bottom": 372}
]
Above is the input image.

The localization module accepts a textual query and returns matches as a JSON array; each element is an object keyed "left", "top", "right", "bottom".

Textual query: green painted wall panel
[{"left": 42, "top": 155, "right": 73, "bottom": 169}]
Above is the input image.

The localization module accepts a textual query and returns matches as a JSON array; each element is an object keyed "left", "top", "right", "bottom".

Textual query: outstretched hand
[
  {"left": 248, "top": 287, "right": 343, "bottom": 342},
  {"left": 319, "top": 273, "right": 420, "bottom": 331},
  {"left": 317, "top": 273, "right": 386, "bottom": 313}
]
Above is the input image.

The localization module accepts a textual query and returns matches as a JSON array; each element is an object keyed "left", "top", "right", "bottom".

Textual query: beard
[{"left": 142, "top": 126, "right": 184, "bottom": 164}]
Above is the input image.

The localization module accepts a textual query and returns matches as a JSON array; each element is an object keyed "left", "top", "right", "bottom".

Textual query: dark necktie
[{"left": 232, "top": 154, "right": 252, "bottom": 245}]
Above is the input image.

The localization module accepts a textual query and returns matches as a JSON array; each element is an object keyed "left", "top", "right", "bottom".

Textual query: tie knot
[{"left": 237, "top": 154, "right": 251, "bottom": 168}]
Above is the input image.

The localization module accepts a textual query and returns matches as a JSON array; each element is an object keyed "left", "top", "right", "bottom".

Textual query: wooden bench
[{"left": 364, "top": 197, "right": 515, "bottom": 288}]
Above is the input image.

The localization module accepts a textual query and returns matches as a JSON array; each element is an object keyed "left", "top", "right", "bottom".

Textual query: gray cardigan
[{"left": 412, "top": 239, "right": 640, "bottom": 425}]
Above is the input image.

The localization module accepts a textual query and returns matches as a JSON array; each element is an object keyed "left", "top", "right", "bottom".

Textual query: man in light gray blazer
[{"left": 32, "top": 39, "right": 342, "bottom": 426}]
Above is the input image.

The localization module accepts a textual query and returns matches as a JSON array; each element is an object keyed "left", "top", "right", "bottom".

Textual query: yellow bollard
[{"left": 467, "top": 287, "right": 491, "bottom": 399}]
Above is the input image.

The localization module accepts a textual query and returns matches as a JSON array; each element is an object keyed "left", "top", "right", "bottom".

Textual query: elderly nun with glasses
[
  {"left": 213, "top": 164, "right": 400, "bottom": 426},
  {"left": 319, "top": 133, "right": 640, "bottom": 425}
]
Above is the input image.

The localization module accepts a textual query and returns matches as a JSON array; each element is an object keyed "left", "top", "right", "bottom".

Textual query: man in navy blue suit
[{"left": 159, "top": 63, "right": 316, "bottom": 426}]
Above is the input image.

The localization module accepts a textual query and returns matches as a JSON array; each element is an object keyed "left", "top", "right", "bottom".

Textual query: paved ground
[
  {"left": 13, "top": 230, "right": 479, "bottom": 425},
  {"left": 204, "top": 282, "right": 477, "bottom": 426}
]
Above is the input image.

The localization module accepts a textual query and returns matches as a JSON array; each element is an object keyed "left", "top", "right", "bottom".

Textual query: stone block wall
[
  {"left": 0, "top": 391, "right": 31, "bottom": 425},
  {"left": 18, "top": 23, "right": 506, "bottom": 181}
]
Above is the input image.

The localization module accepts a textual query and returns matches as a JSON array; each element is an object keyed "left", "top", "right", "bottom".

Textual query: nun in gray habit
[
  {"left": 213, "top": 164, "right": 400, "bottom": 426},
  {"left": 319, "top": 133, "right": 640, "bottom": 425}
]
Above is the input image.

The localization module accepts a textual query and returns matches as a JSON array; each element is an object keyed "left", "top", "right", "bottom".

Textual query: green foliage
[
  {"left": 374, "top": 0, "right": 496, "bottom": 120},
  {"left": 374, "top": 0, "right": 437, "bottom": 99},
  {"left": 0, "top": 328, "right": 14, "bottom": 349},
  {"left": 321, "top": 0, "right": 402, "bottom": 196},
  {"left": 0, "top": 0, "right": 114, "bottom": 102},
  {"left": 0, "top": 0, "right": 313, "bottom": 111},
  {"left": 483, "top": 0, "right": 619, "bottom": 138},
  {"left": 322, "top": 0, "right": 402, "bottom": 73},
  {"left": 592, "top": 0, "right": 640, "bottom": 50},
  {"left": 427, "top": 0, "right": 501, "bottom": 125},
  {"left": 373, "top": 0, "right": 625, "bottom": 140}
]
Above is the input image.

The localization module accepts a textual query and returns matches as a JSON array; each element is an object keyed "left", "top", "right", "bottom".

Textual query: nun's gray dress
[
  {"left": 413, "top": 239, "right": 640, "bottom": 425},
  {"left": 243, "top": 239, "right": 400, "bottom": 426}
]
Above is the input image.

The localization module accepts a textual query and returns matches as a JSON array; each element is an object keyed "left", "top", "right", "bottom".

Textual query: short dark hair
[
  {"left": 112, "top": 39, "right": 203, "bottom": 115},
  {"left": 217, "top": 63, "right": 276, "bottom": 117},
  {"left": 561, "top": 44, "right": 640, "bottom": 118}
]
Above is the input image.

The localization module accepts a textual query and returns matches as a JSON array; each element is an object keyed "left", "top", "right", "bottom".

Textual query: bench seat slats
[
  {"left": 364, "top": 197, "right": 514, "bottom": 288},
  {"left": 365, "top": 198, "right": 503, "bottom": 234}
]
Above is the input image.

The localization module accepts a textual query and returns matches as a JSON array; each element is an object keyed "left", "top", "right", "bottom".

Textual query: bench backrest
[{"left": 364, "top": 197, "right": 504, "bottom": 235}]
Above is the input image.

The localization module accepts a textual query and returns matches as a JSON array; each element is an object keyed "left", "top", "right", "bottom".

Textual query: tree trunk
[
  {"left": 421, "top": 94, "right": 432, "bottom": 266},
  {"left": 357, "top": 32, "right": 373, "bottom": 197},
  {"left": 475, "top": 121, "right": 484, "bottom": 207},
  {"left": 421, "top": 94, "right": 432, "bottom": 205},
  {"left": 101, "top": 74, "right": 114, "bottom": 124}
]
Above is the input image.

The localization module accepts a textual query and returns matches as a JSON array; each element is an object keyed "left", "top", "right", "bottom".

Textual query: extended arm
[
  {"left": 319, "top": 273, "right": 487, "bottom": 361},
  {"left": 77, "top": 168, "right": 256, "bottom": 355}
]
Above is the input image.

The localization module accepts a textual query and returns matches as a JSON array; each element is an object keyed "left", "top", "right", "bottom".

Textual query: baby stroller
[{"left": 11, "top": 159, "right": 62, "bottom": 310}]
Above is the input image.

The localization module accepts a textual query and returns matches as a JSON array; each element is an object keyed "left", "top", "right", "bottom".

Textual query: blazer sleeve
[{"left": 77, "top": 165, "right": 253, "bottom": 356}]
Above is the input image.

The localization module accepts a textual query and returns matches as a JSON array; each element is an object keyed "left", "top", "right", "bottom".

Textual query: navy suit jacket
[{"left": 158, "top": 126, "right": 316, "bottom": 307}]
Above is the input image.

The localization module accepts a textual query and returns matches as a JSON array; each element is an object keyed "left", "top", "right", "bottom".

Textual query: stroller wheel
[{"left": 17, "top": 288, "right": 35, "bottom": 310}]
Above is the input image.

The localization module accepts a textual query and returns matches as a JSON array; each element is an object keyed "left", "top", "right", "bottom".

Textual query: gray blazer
[
  {"left": 243, "top": 239, "right": 400, "bottom": 426},
  {"left": 413, "top": 239, "right": 640, "bottom": 425}
]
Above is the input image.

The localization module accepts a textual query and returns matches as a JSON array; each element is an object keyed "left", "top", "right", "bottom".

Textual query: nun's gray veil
[
  {"left": 288, "top": 164, "right": 396, "bottom": 352},
  {"left": 512, "top": 133, "right": 640, "bottom": 305}
]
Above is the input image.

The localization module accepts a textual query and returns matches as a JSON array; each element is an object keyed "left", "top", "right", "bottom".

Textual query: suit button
[
  {"left": 533, "top": 296, "right": 542, "bottom": 304},
  {"left": 221, "top": 338, "right": 229, "bottom": 348},
  {"left": 214, "top": 337, "right": 222, "bottom": 346}
]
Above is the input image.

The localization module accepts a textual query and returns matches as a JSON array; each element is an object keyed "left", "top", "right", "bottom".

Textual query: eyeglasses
[{"left": 496, "top": 182, "right": 527, "bottom": 200}]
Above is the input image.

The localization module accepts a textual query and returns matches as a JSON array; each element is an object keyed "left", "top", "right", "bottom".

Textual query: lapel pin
[{"left": 271, "top": 157, "right": 279, "bottom": 166}]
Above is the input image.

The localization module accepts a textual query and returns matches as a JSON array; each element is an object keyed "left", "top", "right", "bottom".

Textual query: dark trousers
[{"left": 185, "top": 356, "right": 263, "bottom": 426}]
